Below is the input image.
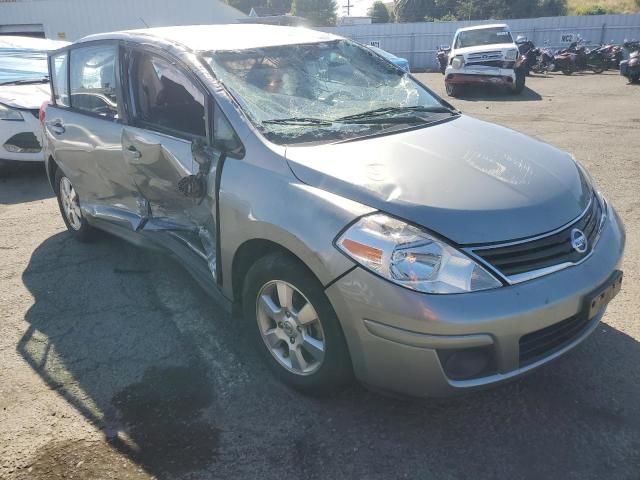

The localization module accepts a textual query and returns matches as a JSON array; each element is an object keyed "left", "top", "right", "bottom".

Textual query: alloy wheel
[
  {"left": 59, "top": 176, "right": 83, "bottom": 231},
  {"left": 255, "top": 280, "right": 326, "bottom": 376}
]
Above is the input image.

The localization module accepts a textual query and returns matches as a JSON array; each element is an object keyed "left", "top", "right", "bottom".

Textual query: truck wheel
[
  {"left": 445, "top": 83, "right": 460, "bottom": 97},
  {"left": 511, "top": 69, "right": 526, "bottom": 94}
]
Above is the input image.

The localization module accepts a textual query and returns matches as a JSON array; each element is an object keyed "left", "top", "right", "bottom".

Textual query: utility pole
[{"left": 343, "top": 0, "right": 353, "bottom": 16}]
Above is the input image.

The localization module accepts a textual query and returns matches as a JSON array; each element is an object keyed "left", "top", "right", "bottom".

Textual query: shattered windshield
[
  {"left": 455, "top": 28, "right": 514, "bottom": 49},
  {"left": 0, "top": 49, "right": 49, "bottom": 85},
  {"left": 203, "top": 40, "right": 454, "bottom": 144}
]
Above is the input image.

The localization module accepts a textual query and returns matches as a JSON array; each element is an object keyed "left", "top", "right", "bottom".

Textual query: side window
[
  {"left": 131, "top": 51, "right": 206, "bottom": 138},
  {"left": 70, "top": 44, "right": 119, "bottom": 118},
  {"left": 50, "top": 52, "right": 69, "bottom": 107}
]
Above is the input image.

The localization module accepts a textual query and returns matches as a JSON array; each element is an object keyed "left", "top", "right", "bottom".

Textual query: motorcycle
[
  {"left": 533, "top": 46, "right": 557, "bottom": 73},
  {"left": 516, "top": 38, "right": 539, "bottom": 75},
  {"left": 620, "top": 40, "right": 640, "bottom": 84},
  {"left": 596, "top": 43, "right": 623, "bottom": 69},
  {"left": 436, "top": 45, "right": 450, "bottom": 74},
  {"left": 553, "top": 41, "right": 606, "bottom": 75}
]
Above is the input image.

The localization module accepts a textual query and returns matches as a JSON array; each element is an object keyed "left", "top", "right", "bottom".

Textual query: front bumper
[
  {"left": 1, "top": 111, "right": 44, "bottom": 162},
  {"left": 326, "top": 208, "right": 625, "bottom": 397},
  {"left": 445, "top": 66, "right": 516, "bottom": 86}
]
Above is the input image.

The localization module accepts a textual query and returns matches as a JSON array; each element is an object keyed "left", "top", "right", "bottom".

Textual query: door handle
[
  {"left": 126, "top": 145, "right": 142, "bottom": 159},
  {"left": 47, "top": 120, "right": 65, "bottom": 135}
]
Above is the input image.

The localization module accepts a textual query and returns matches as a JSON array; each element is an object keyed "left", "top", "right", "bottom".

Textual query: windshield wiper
[
  {"left": 262, "top": 117, "right": 333, "bottom": 126},
  {"left": 0, "top": 77, "right": 49, "bottom": 86},
  {"left": 335, "top": 105, "right": 455, "bottom": 122}
]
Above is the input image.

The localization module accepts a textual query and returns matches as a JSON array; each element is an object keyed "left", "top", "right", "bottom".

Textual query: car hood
[
  {"left": 285, "top": 115, "right": 591, "bottom": 245},
  {"left": 454, "top": 43, "right": 516, "bottom": 56},
  {"left": 0, "top": 83, "right": 50, "bottom": 109}
]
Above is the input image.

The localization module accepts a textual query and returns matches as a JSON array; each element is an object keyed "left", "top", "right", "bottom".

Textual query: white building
[{"left": 0, "top": 0, "right": 245, "bottom": 41}]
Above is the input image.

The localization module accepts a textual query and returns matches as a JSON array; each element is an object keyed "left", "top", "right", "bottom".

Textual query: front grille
[
  {"left": 473, "top": 195, "right": 603, "bottom": 277},
  {"left": 519, "top": 313, "right": 591, "bottom": 366}
]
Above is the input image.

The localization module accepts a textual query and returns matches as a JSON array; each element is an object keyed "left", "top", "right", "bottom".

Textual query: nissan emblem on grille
[{"left": 571, "top": 228, "right": 588, "bottom": 253}]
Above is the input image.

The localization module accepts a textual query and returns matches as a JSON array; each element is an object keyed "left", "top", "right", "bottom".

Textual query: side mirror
[{"left": 191, "top": 137, "right": 215, "bottom": 167}]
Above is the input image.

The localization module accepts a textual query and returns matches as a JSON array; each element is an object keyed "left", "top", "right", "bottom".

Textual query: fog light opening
[{"left": 438, "top": 346, "right": 495, "bottom": 381}]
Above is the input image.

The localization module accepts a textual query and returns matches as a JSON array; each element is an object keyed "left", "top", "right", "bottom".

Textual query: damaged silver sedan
[{"left": 42, "top": 25, "right": 625, "bottom": 397}]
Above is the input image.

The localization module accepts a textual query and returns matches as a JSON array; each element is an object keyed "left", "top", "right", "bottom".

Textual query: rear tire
[
  {"left": 591, "top": 65, "right": 604, "bottom": 74},
  {"left": 54, "top": 168, "right": 96, "bottom": 242},
  {"left": 445, "top": 82, "right": 460, "bottom": 97},
  {"left": 242, "top": 252, "right": 353, "bottom": 395},
  {"left": 562, "top": 67, "right": 573, "bottom": 75}
]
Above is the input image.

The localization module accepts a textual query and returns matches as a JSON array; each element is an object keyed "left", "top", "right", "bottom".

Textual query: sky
[{"left": 337, "top": 0, "right": 378, "bottom": 17}]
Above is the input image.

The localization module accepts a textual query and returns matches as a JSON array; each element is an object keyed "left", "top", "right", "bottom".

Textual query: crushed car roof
[{"left": 78, "top": 24, "right": 341, "bottom": 52}]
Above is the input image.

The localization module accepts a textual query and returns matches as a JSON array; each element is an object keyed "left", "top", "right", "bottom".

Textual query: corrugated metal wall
[
  {"left": 0, "top": 0, "right": 245, "bottom": 41},
  {"left": 320, "top": 14, "right": 640, "bottom": 71}
]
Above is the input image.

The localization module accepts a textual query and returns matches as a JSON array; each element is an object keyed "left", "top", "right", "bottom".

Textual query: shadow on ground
[
  {"left": 16, "top": 231, "right": 640, "bottom": 479},
  {"left": 455, "top": 85, "right": 543, "bottom": 102},
  {"left": 0, "top": 163, "right": 53, "bottom": 205}
]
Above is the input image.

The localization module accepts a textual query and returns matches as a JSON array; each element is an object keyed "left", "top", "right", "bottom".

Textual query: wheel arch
[
  {"left": 45, "top": 155, "right": 59, "bottom": 192},
  {"left": 229, "top": 237, "right": 327, "bottom": 306}
]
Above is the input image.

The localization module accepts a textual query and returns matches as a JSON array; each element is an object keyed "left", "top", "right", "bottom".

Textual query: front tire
[
  {"left": 511, "top": 69, "right": 526, "bottom": 94},
  {"left": 242, "top": 252, "right": 352, "bottom": 394},
  {"left": 445, "top": 82, "right": 460, "bottom": 97},
  {"left": 54, "top": 168, "right": 95, "bottom": 242}
]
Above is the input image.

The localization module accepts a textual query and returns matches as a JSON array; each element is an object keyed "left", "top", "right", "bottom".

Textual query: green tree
[
  {"left": 394, "top": 0, "right": 436, "bottom": 22},
  {"left": 268, "top": 0, "right": 293, "bottom": 12},
  {"left": 368, "top": 1, "right": 391, "bottom": 22},
  {"left": 291, "top": 0, "right": 337, "bottom": 25}
]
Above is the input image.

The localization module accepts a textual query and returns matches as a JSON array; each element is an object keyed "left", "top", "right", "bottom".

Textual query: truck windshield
[
  {"left": 0, "top": 49, "right": 49, "bottom": 85},
  {"left": 455, "top": 28, "right": 513, "bottom": 49},
  {"left": 203, "top": 40, "right": 454, "bottom": 145}
]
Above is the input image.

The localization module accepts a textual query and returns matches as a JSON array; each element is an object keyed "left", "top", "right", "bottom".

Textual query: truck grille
[
  {"left": 473, "top": 195, "right": 603, "bottom": 278},
  {"left": 466, "top": 50, "right": 503, "bottom": 61},
  {"left": 519, "top": 312, "right": 591, "bottom": 366}
]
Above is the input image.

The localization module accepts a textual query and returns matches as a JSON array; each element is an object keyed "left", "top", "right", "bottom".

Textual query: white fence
[{"left": 320, "top": 14, "right": 640, "bottom": 71}]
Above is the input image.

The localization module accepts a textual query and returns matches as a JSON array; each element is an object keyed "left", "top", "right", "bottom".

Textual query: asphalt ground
[{"left": 1, "top": 70, "right": 639, "bottom": 479}]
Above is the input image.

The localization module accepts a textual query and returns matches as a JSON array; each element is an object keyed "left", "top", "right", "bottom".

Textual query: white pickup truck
[{"left": 444, "top": 24, "right": 525, "bottom": 97}]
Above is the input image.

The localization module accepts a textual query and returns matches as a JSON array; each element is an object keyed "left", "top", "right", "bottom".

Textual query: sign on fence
[{"left": 560, "top": 33, "right": 577, "bottom": 44}]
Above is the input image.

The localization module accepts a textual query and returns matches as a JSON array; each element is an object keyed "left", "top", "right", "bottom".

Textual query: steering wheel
[{"left": 323, "top": 91, "right": 356, "bottom": 104}]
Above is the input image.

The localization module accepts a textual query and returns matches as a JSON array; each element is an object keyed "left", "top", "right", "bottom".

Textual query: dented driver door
[{"left": 121, "top": 47, "right": 221, "bottom": 280}]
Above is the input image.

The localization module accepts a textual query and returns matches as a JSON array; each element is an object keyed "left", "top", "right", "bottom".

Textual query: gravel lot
[{"left": 1, "top": 71, "right": 638, "bottom": 480}]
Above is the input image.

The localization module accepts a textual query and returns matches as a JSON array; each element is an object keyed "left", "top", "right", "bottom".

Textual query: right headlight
[
  {"left": 336, "top": 213, "right": 502, "bottom": 294},
  {"left": 451, "top": 55, "right": 464, "bottom": 69},
  {"left": 0, "top": 103, "right": 24, "bottom": 121}
]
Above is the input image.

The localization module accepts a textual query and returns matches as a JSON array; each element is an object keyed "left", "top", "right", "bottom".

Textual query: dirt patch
[{"left": 15, "top": 439, "right": 151, "bottom": 480}]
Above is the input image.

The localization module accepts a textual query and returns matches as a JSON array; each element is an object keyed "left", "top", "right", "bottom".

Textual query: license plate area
[{"left": 587, "top": 270, "right": 623, "bottom": 320}]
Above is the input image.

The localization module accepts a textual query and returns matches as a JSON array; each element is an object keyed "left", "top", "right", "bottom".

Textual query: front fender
[{"left": 218, "top": 158, "right": 374, "bottom": 300}]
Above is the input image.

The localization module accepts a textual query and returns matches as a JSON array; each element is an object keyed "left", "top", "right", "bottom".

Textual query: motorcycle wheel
[
  {"left": 630, "top": 74, "right": 640, "bottom": 84},
  {"left": 548, "top": 62, "right": 556, "bottom": 72},
  {"left": 562, "top": 67, "right": 573, "bottom": 75},
  {"left": 591, "top": 65, "right": 604, "bottom": 74}
]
